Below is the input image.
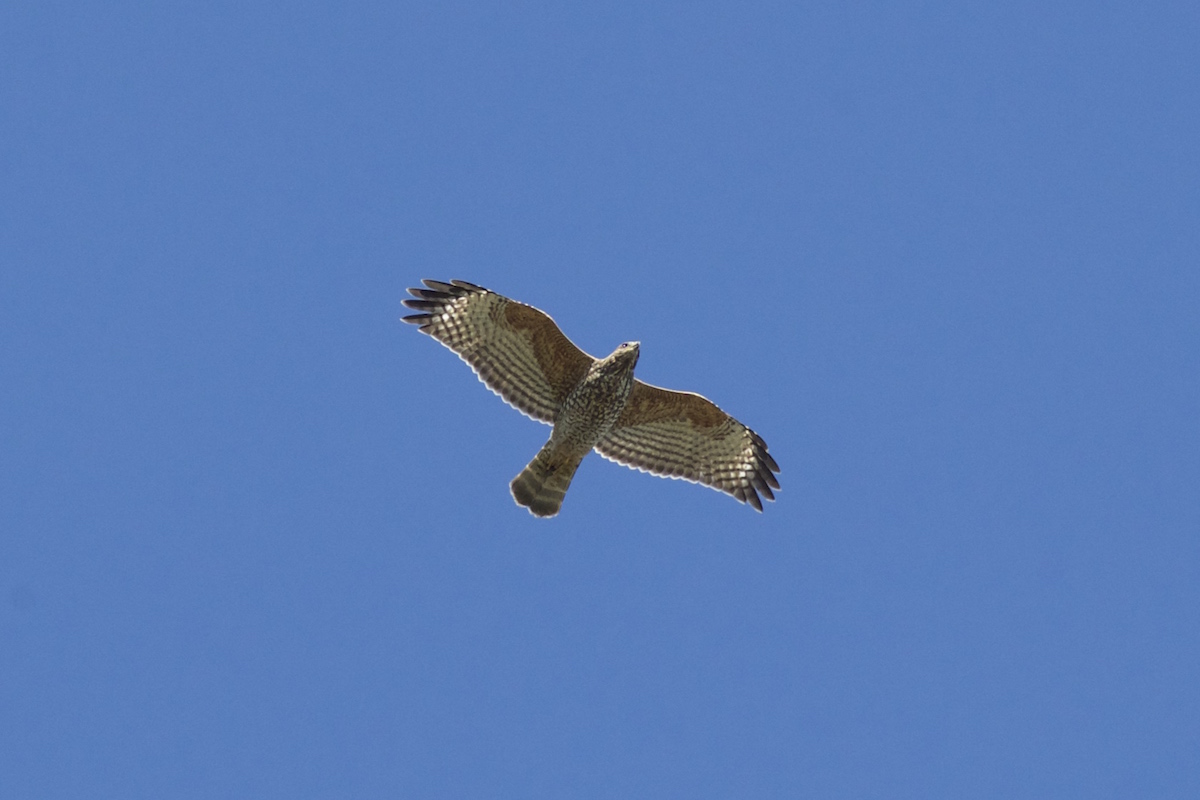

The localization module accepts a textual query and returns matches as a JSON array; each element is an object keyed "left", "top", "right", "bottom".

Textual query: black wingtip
[
  {"left": 401, "top": 313, "right": 433, "bottom": 325},
  {"left": 410, "top": 279, "right": 489, "bottom": 299},
  {"left": 754, "top": 453, "right": 781, "bottom": 490},
  {"left": 401, "top": 299, "right": 441, "bottom": 311},
  {"left": 751, "top": 474, "right": 775, "bottom": 502}
]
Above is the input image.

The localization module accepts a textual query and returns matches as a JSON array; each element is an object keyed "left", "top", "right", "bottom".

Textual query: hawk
[{"left": 402, "top": 279, "right": 780, "bottom": 517}]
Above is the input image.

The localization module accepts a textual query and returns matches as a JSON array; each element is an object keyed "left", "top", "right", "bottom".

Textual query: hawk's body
[
  {"left": 403, "top": 280, "right": 779, "bottom": 517},
  {"left": 510, "top": 343, "right": 639, "bottom": 516}
]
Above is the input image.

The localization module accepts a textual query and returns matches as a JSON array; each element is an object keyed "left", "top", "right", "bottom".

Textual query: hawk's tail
[{"left": 510, "top": 442, "right": 583, "bottom": 518}]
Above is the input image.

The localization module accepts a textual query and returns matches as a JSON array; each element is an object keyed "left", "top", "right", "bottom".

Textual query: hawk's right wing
[{"left": 402, "top": 280, "right": 595, "bottom": 423}]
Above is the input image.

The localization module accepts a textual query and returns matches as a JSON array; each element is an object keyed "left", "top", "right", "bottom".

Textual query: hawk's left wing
[{"left": 594, "top": 380, "right": 780, "bottom": 511}]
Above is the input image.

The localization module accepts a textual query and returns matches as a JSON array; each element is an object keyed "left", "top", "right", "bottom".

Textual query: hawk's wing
[
  {"left": 595, "top": 380, "right": 780, "bottom": 511},
  {"left": 402, "top": 280, "right": 594, "bottom": 423}
]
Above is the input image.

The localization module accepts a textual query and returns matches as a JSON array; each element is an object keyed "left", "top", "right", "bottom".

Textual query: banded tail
[{"left": 510, "top": 442, "right": 584, "bottom": 518}]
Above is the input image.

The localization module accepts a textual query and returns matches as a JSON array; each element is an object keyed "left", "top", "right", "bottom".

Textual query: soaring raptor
[{"left": 403, "top": 280, "right": 780, "bottom": 517}]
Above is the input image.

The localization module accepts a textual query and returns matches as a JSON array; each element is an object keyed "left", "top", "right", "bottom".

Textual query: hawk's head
[
  {"left": 615, "top": 341, "right": 640, "bottom": 367},
  {"left": 597, "top": 341, "right": 640, "bottom": 379}
]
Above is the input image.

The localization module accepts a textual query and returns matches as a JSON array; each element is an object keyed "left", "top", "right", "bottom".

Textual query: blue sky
[{"left": 3, "top": 2, "right": 1198, "bottom": 797}]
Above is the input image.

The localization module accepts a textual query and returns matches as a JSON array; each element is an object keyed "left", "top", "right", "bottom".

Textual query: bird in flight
[{"left": 403, "top": 279, "right": 779, "bottom": 517}]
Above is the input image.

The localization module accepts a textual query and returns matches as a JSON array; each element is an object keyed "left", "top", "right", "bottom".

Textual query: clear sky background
[{"left": 3, "top": 2, "right": 1198, "bottom": 797}]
